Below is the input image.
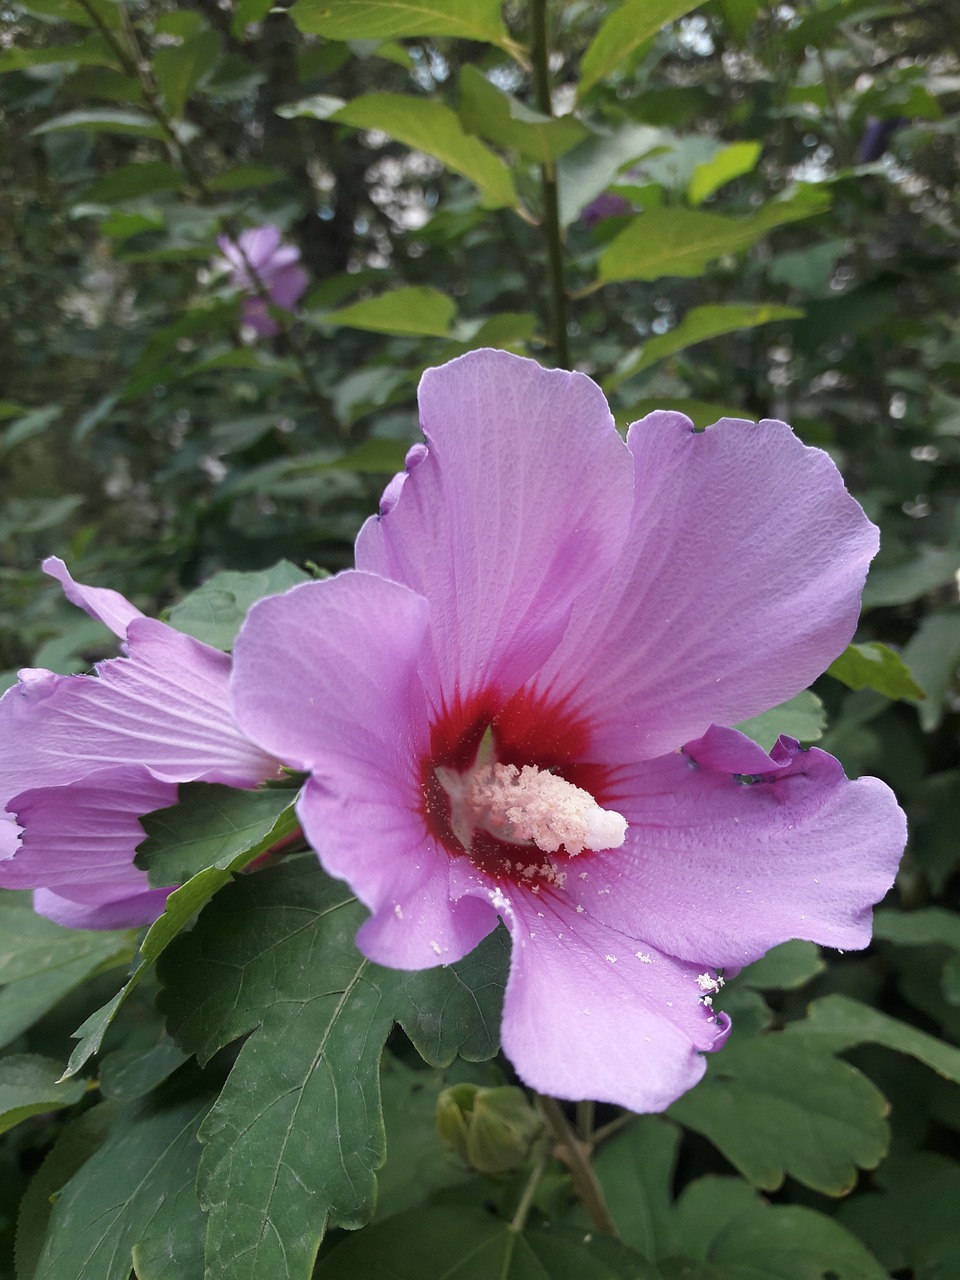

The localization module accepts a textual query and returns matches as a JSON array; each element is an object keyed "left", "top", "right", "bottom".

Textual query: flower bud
[{"left": 436, "top": 1083, "right": 543, "bottom": 1174}]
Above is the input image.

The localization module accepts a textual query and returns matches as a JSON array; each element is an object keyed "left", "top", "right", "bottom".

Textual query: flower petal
[
  {"left": 499, "top": 888, "right": 729, "bottom": 1111},
  {"left": 42, "top": 557, "right": 143, "bottom": 639},
  {"left": 33, "top": 886, "right": 171, "bottom": 930},
  {"left": 575, "top": 727, "right": 905, "bottom": 969},
  {"left": 533, "top": 412, "right": 878, "bottom": 760},
  {"left": 356, "top": 349, "right": 634, "bottom": 704},
  {"left": 232, "top": 570, "right": 500, "bottom": 968},
  {"left": 267, "top": 263, "right": 308, "bottom": 309},
  {"left": 0, "top": 621, "right": 278, "bottom": 795},
  {"left": 0, "top": 766, "right": 177, "bottom": 890}
]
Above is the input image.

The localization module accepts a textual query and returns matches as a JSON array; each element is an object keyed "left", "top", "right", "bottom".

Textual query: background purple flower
[
  {"left": 231, "top": 349, "right": 906, "bottom": 1113},
  {"left": 216, "top": 225, "right": 309, "bottom": 337},
  {"left": 0, "top": 559, "right": 281, "bottom": 928}
]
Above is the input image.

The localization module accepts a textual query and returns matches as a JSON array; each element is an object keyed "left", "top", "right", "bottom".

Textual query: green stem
[
  {"left": 509, "top": 1145, "right": 550, "bottom": 1233},
  {"left": 536, "top": 1096, "right": 618, "bottom": 1237},
  {"left": 529, "top": 0, "right": 571, "bottom": 368}
]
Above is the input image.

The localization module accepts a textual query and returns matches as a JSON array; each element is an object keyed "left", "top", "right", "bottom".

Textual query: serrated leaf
[
  {"left": 606, "top": 303, "right": 803, "bottom": 390},
  {"left": 317, "top": 286, "right": 457, "bottom": 336},
  {"left": 687, "top": 141, "right": 762, "bottom": 205},
  {"left": 31, "top": 109, "right": 167, "bottom": 139},
  {"left": 165, "top": 560, "right": 310, "bottom": 650},
  {"left": 330, "top": 94, "right": 518, "bottom": 210},
  {"left": 33, "top": 1086, "right": 211, "bottom": 1280},
  {"left": 737, "top": 940, "right": 825, "bottom": 990},
  {"left": 668, "top": 1036, "right": 888, "bottom": 1193},
  {"left": 288, "top": 0, "right": 512, "bottom": 49},
  {"left": 458, "top": 65, "right": 588, "bottom": 165},
  {"left": 735, "top": 691, "right": 825, "bottom": 750},
  {"left": 828, "top": 641, "right": 925, "bottom": 701},
  {"left": 157, "top": 859, "right": 506, "bottom": 1278},
  {"left": 783, "top": 993, "right": 960, "bottom": 1083},
  {"left": 314, "top": 1208, "right": 656, "bottom": 1279},
  {"left": 135, "top": 782, "right": 299, "bottom": 888},
  {"left": 579, "top": 0, "right": 704, "bottom": 97},
  {"left": 596, "top": 190, "right": 829, "bottom": 286},
  {"left": 0, "top": 892, "right": 132, "bottom": 1050},
  {"left": 0, "top": 1055, "right": 86, "bottom": 1134},
  {"left": 670, "top": 1178, "right": 888, "bottom": 1279}
]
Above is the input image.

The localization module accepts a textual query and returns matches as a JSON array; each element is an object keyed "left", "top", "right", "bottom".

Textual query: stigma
[{"left": 435, "top": 757, "right": 627, "bottom": 856}]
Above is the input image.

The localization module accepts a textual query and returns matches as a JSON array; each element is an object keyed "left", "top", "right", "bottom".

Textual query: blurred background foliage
[{"left": 2, "top": 0, "right": 960, "bottom": 1276}]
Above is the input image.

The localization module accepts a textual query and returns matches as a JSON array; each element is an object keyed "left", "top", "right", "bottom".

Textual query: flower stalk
[{"left": 529, "top": 0, "right": 571, "bottom": 368}]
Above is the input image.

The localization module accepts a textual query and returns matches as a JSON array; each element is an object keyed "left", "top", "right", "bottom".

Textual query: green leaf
[
  {"left": 838, "top": 1152, "right": 960, "bottom": 1277},
  {"left": 232, "top": 0, "right": 274, "bottom": 33},
  {"left": 668, "top": 1035, "right": 888, "bottom": 1193},
  {"left": 735, "top": 691, "right": 825, "bottom": 750},
  {"left": 782, "top": 994, "right": 960, "bottom": 1083},
  {"left": 288, "top": 0, "right": 512, "bottom": 49},
  {"left": 592, "top": 1116, "right": 682, "bottom": 1260},
  {"left": 317, "top": 286, "right": 457, "bottom": 337},
  {"left": 328, "top": 94, "right": 518, "bottom": 210},
  {"left": 687, "top": 140, "right": 762, "bottom": 205},
  {"left": 16, "top": 1104, "right": 117, "bottom": 1280},
  {"left": 862, "top": 547, "right": 960, "bottom": 608},
  {"left": 136, "top": 783, "right": 298, "bottom": 889},
  {"left": 82, "top": 161, "right": 182, "bottom": 203},
  {"left": 153, "top": 30, "right": 221, "bottom": 118},
  {"left": 158, "top": 859, "right": 506, "bottom": 1277},
  {"left": 315, "top": 1208, "right": 656, "bottom": 1279},
  {"left": 0, "top": 38, "right": 118, "bottom": 73},
  {"left": 0, "top": 1055, "right": 86, "bottom": 1135},
  {"left": 873, "top": 906, "right": 960, "bottom": 951},
  {"left": 670, "top": 1178, "right": 888, "bottom": 1279},
  {"left": 605, "top": 303, "right": 803, "bottom": 390},
  {"left": 557, "top": 123, "right": 665, "bottom": 226},
  {"left": 901, "top": 611, "right": 960, "bottom": 731},
  {"left": 596, "top": 189, "right": 830, "bottom": 286},
  {"left": 31, "top": 109, "right": 166, "bottom": 139},
  {"left": 0, "top": 404, "right": 61, "bottom": 454},
  {"left": 165, "top": 560, "right": 310, "bottom": 650},
  {"left": 206, "top": 162, "right": 285, "bottom": 191},
  {"left": 33, "top": 1086, "right": 211, "bottom": 1280},
  {"left": 737, "top": 941, "right": 825, "bottom": 991},
  {"left": 98, "top": 1042, "right": 187, "bottom": 1101},
  {"left": 828, "top": 641, "right": 926, "bottom": 701},
  {"left": 579, "top": 0, "right": 704, "bottom": 98},
  {"left": 0, "top": 892, "right": 132, "bottom": 1051},
  {"left": 458, "top": 65, "right": 588, "bottom": 165}
]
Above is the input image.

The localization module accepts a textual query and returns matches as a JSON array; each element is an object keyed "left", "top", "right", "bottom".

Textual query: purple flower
[
  {"left": 230, "top": 349, "right": 906, "bottom": 1112},
  {"left": 581, "top": 191, "right": 632, "bottom": 227},
  {"left": 0, "top": 559, "right": 281, "bottom": 929},
  {"left": 216, "top": 225, "right": 309, "bottom": 338}
]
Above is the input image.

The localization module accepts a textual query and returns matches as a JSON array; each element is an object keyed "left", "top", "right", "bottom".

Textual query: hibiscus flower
[
  {"left": 216, "top": 225, "right": 309, "bottom": 338},
  {"left": 0, "top": 560, "right": 280, "bottom": 928},
  {"left": 230, "top": 349, "right": 906, "bottom": 1111}
]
